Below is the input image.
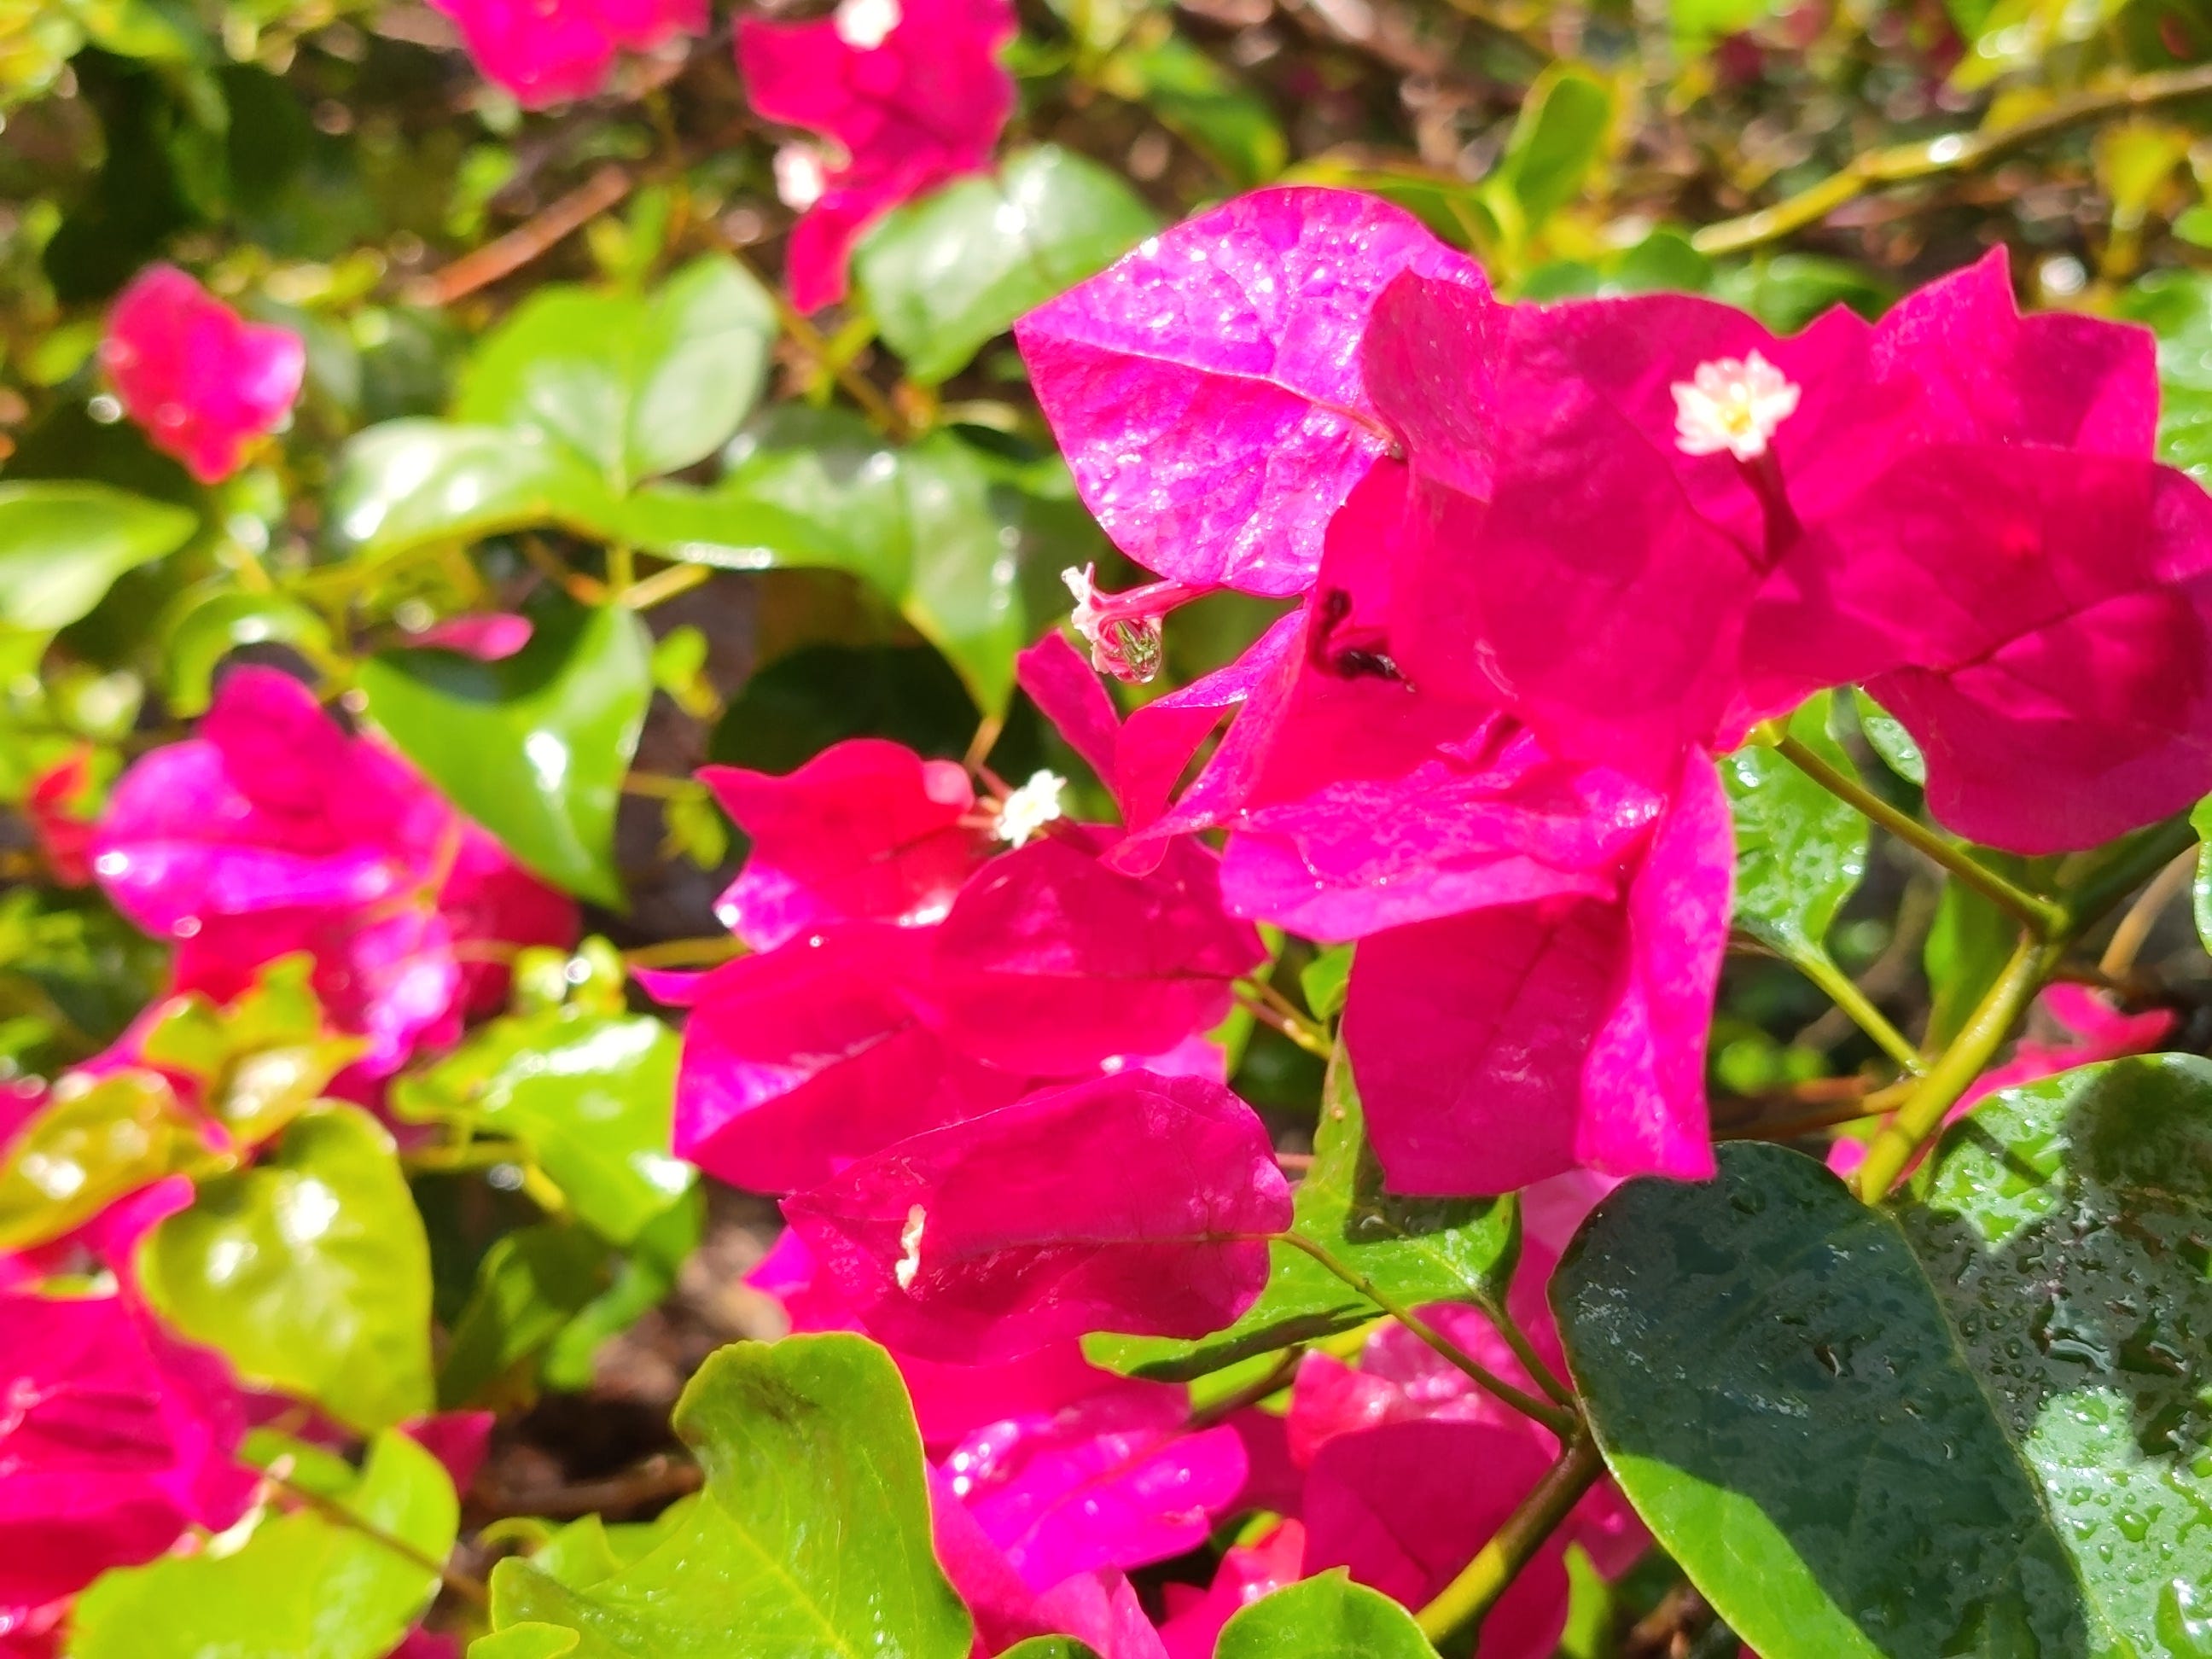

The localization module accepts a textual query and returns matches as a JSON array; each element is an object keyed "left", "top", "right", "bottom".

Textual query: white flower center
[
  {"left": 773, "top": 145, "right": 828, "bottom": 211},
  {"left": 1061, "top": 564, "right": 1102, "bottom": 640},
  {"left": 995, "top": 771, "right": 1067, "bottom": 848},
  {"left": 1670, "top": 350, "right": 1800, "bottom": 461},
  {"left": 834, "top": 0, "right": 901, "bottom": 48},
  {"left": 895, "top": 1204, "right": 927, "bottom": 1290}
]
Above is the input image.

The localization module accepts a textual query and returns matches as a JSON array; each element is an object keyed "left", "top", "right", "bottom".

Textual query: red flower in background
[{"left": 100, "top": 266, "right": 304, "bottom": 486}]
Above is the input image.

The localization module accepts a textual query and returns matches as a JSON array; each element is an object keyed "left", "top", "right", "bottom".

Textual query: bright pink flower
[
  {"left": 930, "top": 1477, "right": 1172, "bottom": 1659},
  {"left": 411, "top": 614, "right": 533, "bottom": 661},
  {"left": 946, "top": 1381, "right": 1248, "bottom": 1592},
  {"left": 1342, "top": 748, "right": 1732, "bottom": 1194},
  {"left": 738, "top": 0, "right": 1015, "bottom": 312},
  {"left": 699, "top": 741, "right": 988, "bottom": 951},
  {"left": 25, "top": 749, "right": 95, "bottom": 887},
  {"left": 430, "top": 0, "right": 704, "bottom": 106},
  {"left": 90, "top": 668, "right": 575, "bottom": 1079},
  {"left": 1156, "top": 1520, "right": 1306, "bottom": 1659},
  {"left": 1018, "top": 187, "right": 1487, "bottom": 597},
  {"left": 100, "top": 265, "right": 304, "bottom": 486},
  {"left": 0, "top": 1289, "right": 255, "bottom": 1621},
  {"left": 782, "top": 1070, "right": 1290, "bottom": 1363}
]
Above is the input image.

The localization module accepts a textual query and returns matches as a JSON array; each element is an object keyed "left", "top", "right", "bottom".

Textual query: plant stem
[
  {"left": 1481, "top": 1295, "right": 1577, "bottom": 1408},
  {"left": 1234, "top": 986, "right": 1333, "bottom": 1059},
  {"left": 1853, "top": 934, "right": 2058, "bottom": 1200},
  {"left": 2063, "top": 816, "right": 2198, "bottom": 938},
  {"left": 1693, "top": 62, "right": 2212, "bottom": 255},
  {"left": 266, "top": 1470, "right": 488, "bottom": 1608},
  {"left": 1189, "top": 1347, "right": 1307, "bottom": 1428},
  {"left": 1774, "top": 735, "right": 2065, "bottom": 939},
  {"left": 605, "top": 541, "right": 637, "bottom": 594},
  {"left": 1415, "top": 1435, "right": 1606, "bottom": 1644},
  {"left": 623, "top": 934, "right": 749, "bottom": 971},
  {"left": 722, "top": 245, "right": 911, "bottom": 439},
  {"left": 1793, "top": 949, "right": 1924, "bottom": 1074},
  {"left": 1272, "top": 1231, "right": 1579, "bottom": 1437},
  {"left": 2098, "top": 847, "right": 2195, "bottom": 979},
  {"left": 620, "top": 561, "right": 713, "bottom": 611}
]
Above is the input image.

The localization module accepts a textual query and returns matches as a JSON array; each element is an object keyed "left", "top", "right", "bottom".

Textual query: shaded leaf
[
  {"left": 137, "top": 1104, "right": 435, "bottom": 1433},
  {"left": 1724, "top": 692, "right": 1866, "bottom": 972},
  {"left": 1097, "top": 27, "right": 1284, "bottom": 187},
  {"left": 358, "top": 594, "right": 652, "bottom": 908},
  {"left": 1554, "top": 1141, "right": 2105, "bottom": 1658},
  {"left": 439, "top": 1223, "right": 614, "bottom": 1410}
]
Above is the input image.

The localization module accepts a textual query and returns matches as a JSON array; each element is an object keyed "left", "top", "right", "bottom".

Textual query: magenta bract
[
  {"left": 429, "top": 0, "right": 703, "bottom": 106},
  {"left": 738, "top": 0, "right": 1015, "bottom": 311},
  {"left": 1017, "top": 187, "right": 1486, "bottom": 597},
  {"left": 782, "top": 1070, "right": 1289, "bottom": 1363},
  {"left": 101, "top": 266, "right": 304, "bottom": 486}
]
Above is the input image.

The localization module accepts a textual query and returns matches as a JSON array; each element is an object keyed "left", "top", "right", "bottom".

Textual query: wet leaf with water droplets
[
  {"left": 1902, "top": 1054, "right": 2212, "bottom": 1656},
  {"left": 1724, "top": 691, "right": 1866, "bottom": 975},
  {"left": 1214, "top": 1570, "right": 1440, "bottom": 1657},
  {"left": 1555, "top": 1141, "right": 2109, "bottom": 1658},
  {"left": 479, "top": 1333, "right": 974, "bottom": 1658}
]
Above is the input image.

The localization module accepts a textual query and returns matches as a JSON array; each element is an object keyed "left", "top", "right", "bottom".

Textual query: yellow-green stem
[
  {"left": 1416, "top": 1436, "right": 1605, "bottom": 1644},
  {"left": 1794, "top": 950, "right": 1924, "bottom": 1074},
  {"left": 1853, "top": 935, "right": 2058, "bottom": 1201}
]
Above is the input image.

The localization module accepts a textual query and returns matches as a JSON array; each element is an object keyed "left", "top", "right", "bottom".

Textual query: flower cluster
[
  {"left": 101, "top": 266, "right": 305, "bottom": 486},
  {"left": 1015, "top": 184, "right": 2212, "bottom": 1196}
]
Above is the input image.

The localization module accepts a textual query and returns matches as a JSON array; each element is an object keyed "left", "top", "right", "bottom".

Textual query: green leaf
[
  {"left": 0, "top": 1071, "right": 204, "bottom": 1249},
  {"left": 160, "top": 587, "right": 336, "bottom": 716},
  {"left": 1096, "top": 27, "right": 1285, "bottom": 186},
  {"left": 1724, "top": 692, "right": 1866, "bottom": 971},
  {"left": 1924, "top": 874, "right": 2017, "bottom": 1051},
  {"left": 1671, "top": 0, "right": 1774, "bottom": 45},
  {"left": 134, "top": 955, "right": 365, "bottom": 1146},
  {"left": 137, "top": 1104, "right": 435, "bottom": 1433},
  {"left": 2192, "top": 794, "right": 2212, "bottom": 954},
  {"left": 455, "top": 255, "right": 778, "bottom": 489},
  {"left": 0, "top": 483, "right": 195, "bottom": 632},
  {"left": 329, "top": 420, "right": 621, "bottom": 556},
  {"left": 1300, "top": 943, "right": 1353, "bottom": 1022},
  {"left": 1901, "top": 1054, "right": 2212, "bottom": 1654},
  {"left": 396, "top": 1006, "right": 690, "bottom": 1246},
  {"left": 358, "top": 594, "right": 652, "bottom": 908},
  {"left": 1554, "top": 1141, "right": 2106, "bottom": 1658},
  {"left": 1485, "top": 65, "right": 1611, "bottom": 233},
  {"left": 998, "top": 1642, "right": 1104, "bottom": 1659},
  {"left": 2117, "top": 268, "right": 2212, "bottom": 486},
  {"left": 1093, "top": 1042, "right": 1513, "bottom": 1381},
  {"left": 854, "top": 146, "right": 1159, "bottom": 385},
  {"left": 439, "top": 1223, "right": 614, "bottom": 1409},
  {"left": 1851, "top": 686, "right": 1926, "bottom": 786},
  {"left": 482, "top": 1333, "right": 973, "bottom": 1658},
  {"left": 1214, "top": 1572, "right": 1440, "bottom": 1657},
  {"left": 69, "top": 1428, "right": 458, "bottom": 1659}
]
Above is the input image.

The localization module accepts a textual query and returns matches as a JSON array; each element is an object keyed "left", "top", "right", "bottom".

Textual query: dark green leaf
[
  {"left": 2117, "top": 269, "right": 2212, "bottom": 486},
  {"left": 1095, "top": 1043, "right": 1513, "bottom": 1381},
  {"left": 854, "top": 146, "right": 1159, "bottom": 385},
  {"left": 137, "top": 1104, "right": 435, "bottom": 1433},
  {"left": 0, "top": 483, "right": 195, "bottom": 632},
  {"left": 709, "top": 642, "right": 980, "bottom": 771},
  {"left": 358, "top": 594, "right": 652, "bottom": 908},
  {"left": 1724, "top": 693, "right": 1866, "bottom": 971},
  {"left": 1924, "top": 875, "right": 2017, "bottom": 1051},
  {"left": 455, "top": 256, "right": 778, "bottom": 489},
  {"left": 2192, "top": 794, "right": 2212, "bottom": 954},
  {"left": 1901, "top": 1054, "right": 2212, "bottom": 1653},
  {"left": 1713, "top": 256, "right": 1895, "bottom": 332},
  {"left": 395, "top": 1007, "right": 690, "bottom": 1246},
  {"left": 439, "top": 1223, "right": 614, "bottom": 1409},
  {"left": 482, "top": 1333, "right": 973, "bottom": 1658},
  {"left": 1554, "top": 1141, "right": 2105, "bottom": 1658},
  {"left": 70, "top": 1429, "right": 458, "bottom": 1659},
  {"left": 1214, "top": 1572, "right": 1440, "bottom": 1657}
]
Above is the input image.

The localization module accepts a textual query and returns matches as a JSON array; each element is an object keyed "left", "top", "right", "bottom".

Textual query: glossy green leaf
[
  {"left": 439, "top": 1222, "right": 614, "bottom": 1409},
  {"left": 713, "top": 410, "right": 1027, "bottom": 711},
  {"left": 854, "top": 145, "right": 1159, "bottom": 385},
  {"left": 328, "top": 421, "right": 621, "bottom": 557},
  {"left": 1724, "top": 692, "right": 1866, "bottom": 971},
  {"left": 481, "top": 1333, "right": 973, "bottom": 1658},
  {"left": 1851, "top": 686, "right": 1927, "bottom": 786},
  {"left": 160, "top": 587, "right": 336, "bottom": 716},
  {"left": 1094, "top": 1042, "right": 1513, "bottom": 1382},
  {"left": 134, "top": 955, "right": 365, "bottom": 1146},
  {"left": 1554, "top": 1141, "right": 2106, "bottom": 1658},
  {"left": 70, "top": 1429, "right": 458, "bottom": 1659},
  {"left": 541, "top": 1190, "right": 703, "bottom": 1392},
  {"left": 1923, "top": 873, "right": 2017, "bottom": 1051},
  {"left": 998, "top": 1642, "right": 1104, "bottom": 1659},
  {"left": 1300, "top": 943, "right": 1353, "bottom": 1022},
  {"left": 2192, "top": 794, "right": 2212, "bottom": 955},
  {"left": 0, "top": 1071, "right": 203, "bottom": 1249},
  {"left": 1901, "top": 1055, "right": 2212, "bottom": 1653},
  {"left": 1486, "top": 65, "right": 1611, "bottom": 231},
  {"left": 1215, "top": 1572, "right": 1440, "bottom": 1658},
  {"left": 396, "top": 1006, "right": 690, "bottom": 1246},
  {"left": 455, "top": 255, "right": 777, "bottom": 489},
  {"left": 137, "top": 1104, "right": 435, "bottom": 1433},
  {"left": 2117, "top": 269, "right": 2212, "bottom": 486},
  {"left": 357, "top": 595, "right": 652, "bottom": 908},
  {"left": 0, "top": 483, "right": 195, "bottom": 632}
]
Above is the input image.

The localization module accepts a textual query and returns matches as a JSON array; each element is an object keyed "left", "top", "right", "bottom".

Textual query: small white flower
[
  {"left": 1670, "top": 350, "right": 1801, "bottom": 462},
  {"left": 895, "top": 1204, "right": 927, "bottom": 1290},
  {"left": 995, "top": 771, "right": 1067, "bottom": 848},
  {"left": 834, "top": 0, "right": 901, "bottom": 48},
  {"left": 773, "top": 145, "right": 828, "bottom": 212},
  {"left": 1062, "top": 563, "right": 1103, "bottom": 641}
]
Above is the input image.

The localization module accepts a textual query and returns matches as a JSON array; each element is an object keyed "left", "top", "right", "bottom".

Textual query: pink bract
[
  {"left": 738, "top": 0, "right": 1016, "bottom": 312},
  {"left": 90, "top": 667, "right": 575, "bottom": 1079},
  {"left": 101, "top": 265, "right": 304, "bottom": 486},
  {"left": 430, "top": 0, "right": 705, "bottom": 107},
  {"left": 782, "top": 1069, "right": 1290, "bottom": 1363},
  {"left": 1156, "top": 1520, "right": 1306, "bottom": 1659},
  {"left": 0, "top": 1289, "right": 255, "bottom": 1616},
  {"left": 1017, "top": 187, "right": 1487, "bottom": 596},
  {"left": 700, "top": 740, "right": 987, "bottom": 951}
]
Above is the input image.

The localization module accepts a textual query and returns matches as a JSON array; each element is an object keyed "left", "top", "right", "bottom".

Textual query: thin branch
[
  {"left": 623, "top": 934, "right": 749, "bottom": 971},
  {"left": 481, "top": 1453, "right": 705, "bottom": 1520},
  {"left": 405, "top": 165, "right": 635, "bottom": 307},
  {"left": 1792, "top": 948, "right": 1924, "bottom": 1074},
  {"left": 1416, "top": 1435, "right": 1605, "bottom": 1644},
  {"left": 2098, "top": 847, "right": 2196, "bottom": 979},
  {"left": 1694, "top": 62, "right": 2212, "bottom": 256},
  {"left": 620, "top": 561, "right": 714, "bottom": 612}
]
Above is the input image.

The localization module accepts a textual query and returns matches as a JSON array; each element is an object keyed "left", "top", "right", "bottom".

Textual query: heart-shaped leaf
[
  {"left": 137, "top": 1104, "right": 435, "bottom": 1433},
  {"left": 1214, "top": 1572, "right": 1440, "bottom": 1658},
  {"left": 358, "top": 594, "right": 652, "bottom": 908}
]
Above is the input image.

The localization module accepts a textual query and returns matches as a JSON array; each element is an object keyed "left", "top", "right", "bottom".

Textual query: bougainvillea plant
[{"left": 5, "top": 1, "right": 2212, "bottom": 1656}]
